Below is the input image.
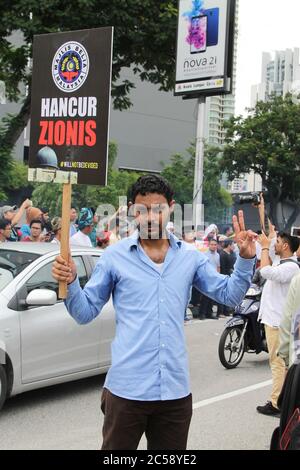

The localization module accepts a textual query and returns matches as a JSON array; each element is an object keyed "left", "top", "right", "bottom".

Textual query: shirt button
[
  {"left": 161, "top": 321, "right": 166, "bottom": 325},
  {"left": 161, "top": 344, "right": 165, "bottom": 348},
  {"left": 160, "top": 299, "right": 164, "bottom": 303}
]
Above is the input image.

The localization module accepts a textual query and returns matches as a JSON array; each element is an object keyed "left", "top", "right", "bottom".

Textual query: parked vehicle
[
  {"left": 0, "top": 243, "right": 115, "bottom": 411},
  {"left": 218, "top": 283, "right": 267, "bottom": 369}
]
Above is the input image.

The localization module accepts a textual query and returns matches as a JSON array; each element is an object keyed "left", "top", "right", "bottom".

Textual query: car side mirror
[{"left": 26, "top": 289, "right": 57, "bottom": 306}]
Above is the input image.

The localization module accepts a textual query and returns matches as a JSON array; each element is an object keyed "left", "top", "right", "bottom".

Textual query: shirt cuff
[
  {"left": 67, "top": 276, "right": 80, "bottom": 295},
  {"left": 235, "top": 255, "right": 256, "bottom": 271}
]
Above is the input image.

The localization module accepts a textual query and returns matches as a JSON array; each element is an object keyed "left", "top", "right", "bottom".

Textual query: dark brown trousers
[{"left": 100, "top": 388, "right": 193, "bottom": 450}]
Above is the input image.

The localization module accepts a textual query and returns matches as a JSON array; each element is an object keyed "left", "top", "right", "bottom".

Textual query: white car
[{"left": 0, "top": 242, "right": 115, "bottom": 411}]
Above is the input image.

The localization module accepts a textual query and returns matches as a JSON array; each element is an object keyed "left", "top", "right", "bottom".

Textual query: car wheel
[{"left": 0, "top": 365, "right": 7, "bottom": 411}]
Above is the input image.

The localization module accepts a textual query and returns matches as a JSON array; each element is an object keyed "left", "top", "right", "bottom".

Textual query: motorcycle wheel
[{"left": 218, "top": 326, "right": 245, "bottom": 369}]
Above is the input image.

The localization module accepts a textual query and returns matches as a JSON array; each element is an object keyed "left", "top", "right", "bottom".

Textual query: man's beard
[{"left": 139, "top": 224, "right": 165, "bottom": 240}]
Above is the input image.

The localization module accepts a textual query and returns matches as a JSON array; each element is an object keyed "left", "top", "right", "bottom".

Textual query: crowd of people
[
  {"left": 0, "top": 199, "right": 112, "bottom": 248},
  {"left": 1, "top": 199, "right": 300, "bottom": 331},
  {"left": 0, "top": 198, "right": 249, "bottom": 325}
]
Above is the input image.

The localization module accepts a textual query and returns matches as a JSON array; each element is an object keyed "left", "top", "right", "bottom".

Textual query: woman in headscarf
[
  {"left": 203, "top": 224, "right": 218, "bottom": 247},
  {"left": 70, "top": 208, "right": 94, "bottom": 247},
  {"left": 50, "top": 217, "right": 62, "bottom": 245}
]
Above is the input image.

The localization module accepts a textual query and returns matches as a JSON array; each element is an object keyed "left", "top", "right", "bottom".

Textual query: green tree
[
  {"left": 220, "top": 94, "right": 300, "bottom": 230},
  {"left": 31, "top": 142, "right": 141, "bottom": 216},
  {"left": 0, "top": 0, "right": 178, "bottom": 152},
  {"left": 0, "top": 139, "right": 32, "bottom": 200},
  {"left": 161, "top": 144, "right": 232, "bottom": 224}
]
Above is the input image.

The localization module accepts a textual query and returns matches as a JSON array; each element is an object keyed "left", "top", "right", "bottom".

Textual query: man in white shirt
[
  {"left": 70, "top": 208, "right": 93, "bottom": 248},
  {"left": 201, "top": 239, "right": 221, "bottom": 319},
  {"left": 257, "top": 232, "right": 300, "bottom": 416},
  {"left": 69, "top": 207, "right": 78, "bottom": 237}
]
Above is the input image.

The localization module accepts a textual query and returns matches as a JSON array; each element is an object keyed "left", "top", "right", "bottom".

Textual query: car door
[
  {"left": 20, "top": 255, "right": 103, "bottom": 384},
  {"left": 89, "top": 254, "right": 115, "bottom": 365}
]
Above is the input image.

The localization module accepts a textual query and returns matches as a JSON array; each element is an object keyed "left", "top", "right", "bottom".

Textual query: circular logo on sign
[{"left": 52, "top": 41, "right": 89, "bottom": 92}]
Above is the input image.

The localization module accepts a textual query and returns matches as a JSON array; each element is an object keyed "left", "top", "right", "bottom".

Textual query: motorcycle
[{"left": 218, "top": 283, "right": 268, "bottom": 369}]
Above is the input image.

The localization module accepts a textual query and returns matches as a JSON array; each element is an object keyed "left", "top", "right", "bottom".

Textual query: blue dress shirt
[{"left": 65, "top": 232, "right": 255, "bottom": 401}]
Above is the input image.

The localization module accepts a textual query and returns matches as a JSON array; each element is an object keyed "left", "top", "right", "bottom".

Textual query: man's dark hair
[
  {"left": 30, "top": 219, "right": 43, "bottom": 229},
  {"left": 224, "top": 240, "right": 234, "bottom": 249},
  {"left": 278, "top": 232, "right": 300, "bottom": 254},
  {"left": 129, "top": 175, "right": 174, "bottom": 204},
  {"left": 40, "top": 207, "right": 49, "bottom": 215},
  {"left": 0, "top": 218, "right": 11, "bottom": 230}
]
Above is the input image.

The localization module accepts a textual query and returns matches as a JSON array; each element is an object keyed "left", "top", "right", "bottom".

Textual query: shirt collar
[{"left": 127, "top": 230, "right": 182, "bottom": 251}]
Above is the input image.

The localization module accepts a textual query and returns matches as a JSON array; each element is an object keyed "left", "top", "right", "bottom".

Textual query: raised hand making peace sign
[{"left": 232, "top": 210, "right": 258, "bottom": 259}]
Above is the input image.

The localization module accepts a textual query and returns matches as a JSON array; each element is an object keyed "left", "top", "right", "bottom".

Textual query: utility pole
[{"left": 193, "top": 95, "right": 206, "bottom": 231}]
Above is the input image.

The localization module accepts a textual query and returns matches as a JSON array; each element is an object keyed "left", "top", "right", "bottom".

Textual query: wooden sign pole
[
  {"left": 28, "top": 168, "right": 77, "bottom": 300},
  {"left": 59, "top": 182, "right": 72, "bottom": 299}
]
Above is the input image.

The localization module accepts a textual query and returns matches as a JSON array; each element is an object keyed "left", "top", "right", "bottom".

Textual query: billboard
[
  {"left": 175, "top": 0, "right": 235, "bottom": 96},
  {"left": 29, "top": 27, "right": 113, "bottom": 185}
]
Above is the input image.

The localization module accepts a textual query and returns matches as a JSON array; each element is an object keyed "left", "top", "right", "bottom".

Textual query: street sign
[{"left": 28, "top": 27, "right": 113, "bottom": 298}]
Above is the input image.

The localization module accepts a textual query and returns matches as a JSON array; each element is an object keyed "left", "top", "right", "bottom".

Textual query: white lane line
[{"left": 193, "top": 380, "right": 272, "bottom": 410}]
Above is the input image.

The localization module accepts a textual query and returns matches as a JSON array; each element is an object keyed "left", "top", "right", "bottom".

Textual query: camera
[
  {"left": 237, "top": 193, "right": 261, "bottom": 207},
  {"left": 291, "top": 227, "right": 300, "bottom": 238}
]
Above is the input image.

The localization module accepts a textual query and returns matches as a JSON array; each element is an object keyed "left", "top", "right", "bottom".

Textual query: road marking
[{"left": 193, "top": 380, "right": 272, "bottom": 410}]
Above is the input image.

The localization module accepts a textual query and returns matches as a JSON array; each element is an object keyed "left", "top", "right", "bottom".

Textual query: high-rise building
[
  {"left": 251, "top": 48, "right": 300, "bottom": 107},
  {"left": 0, "top": 31, "right": 26, "bottom": 162},
  {"left": 240, "top": 48, "right": 300, "bottom": 194},
  {"left": 206, "top": 1, "right": 251, "bottom": 200},
  {"left": 0, "top": 81, "right": 5, "bottom": 104},
  {"left": 204, "top": 0, "right": 239, "bottom": 146}
]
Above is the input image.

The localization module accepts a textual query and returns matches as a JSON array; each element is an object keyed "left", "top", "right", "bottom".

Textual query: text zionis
[{"left": 39, "top": 97, "right": 97, "bottom": 147}]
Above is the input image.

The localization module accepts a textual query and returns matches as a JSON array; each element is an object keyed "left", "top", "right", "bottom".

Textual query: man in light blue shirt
[
  {"left": 205, "top": 239, "right": 221, "bottom": 272},
  {"left": 202, "top": 238, "right": 221, "bottom": 318},
  {"left": 69, "top": 207, "right": 78, "bottom": 237},
  {"left": 52, "top": 175, "right": 257, "bottom": 450}
]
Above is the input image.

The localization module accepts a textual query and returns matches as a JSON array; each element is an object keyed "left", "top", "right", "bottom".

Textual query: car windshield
[{"left": 0, "top": 250, "right": 40, "bottom": 292}]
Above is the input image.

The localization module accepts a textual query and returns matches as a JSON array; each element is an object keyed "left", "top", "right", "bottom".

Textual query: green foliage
[
  {"left": 1, "top": 0, "right": 178, "bottom": 109},
  {"left": 0, "top": 114, "right": 32, "bottom": 198},
  {"left": 0, "top": 1, "right": 179, "bottom": 189},
  {"left": 31, "top": 142, "right": 141, "bottom": 217},
  {"left": 161, "top": 144, "right": 232, "bottom": 224},
  {"left": 221, "top": 94, "right": 300, "bottom": 229},
  {"left": 161, "top": 152, "right": 195, "bottom": 207},
  {"left": 5, "top": 160, "right": 29, "bottom": 190},
  {"left": 0, "top": 115, "right": 15, "bottom": 197}
]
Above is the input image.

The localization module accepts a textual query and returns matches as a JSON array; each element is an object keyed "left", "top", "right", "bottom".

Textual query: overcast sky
[{"left": 235, "top": 0, "right": 300, "bottom": 115}]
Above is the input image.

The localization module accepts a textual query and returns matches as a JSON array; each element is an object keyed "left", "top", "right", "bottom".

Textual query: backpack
[{"left": 270, "top": 363, "right": 300, "bottom": 450}]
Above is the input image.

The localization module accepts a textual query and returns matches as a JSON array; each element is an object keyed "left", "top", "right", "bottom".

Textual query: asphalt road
[{"left": 0, "top": 317, "right": 277, "bottom": 450}]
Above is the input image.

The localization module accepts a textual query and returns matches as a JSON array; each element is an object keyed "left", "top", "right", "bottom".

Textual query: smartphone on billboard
[
  {"left": 190, "top": 15, "right": 207, "bottom": 54},
  {"left": 205, "top": 7, "right": 219, "bottom": 47}
]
